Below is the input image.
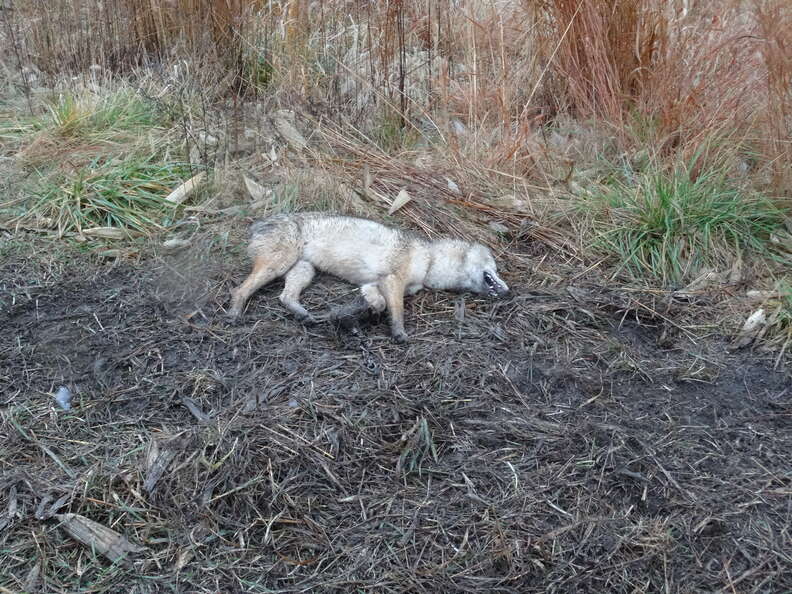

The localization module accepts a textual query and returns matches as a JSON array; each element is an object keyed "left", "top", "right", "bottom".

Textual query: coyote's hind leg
[
  {"left": 229, "top": 219, "right": 301, "bottom": 318},
  {"left": 229, "top": 256, "right": 286, "bottom": 318},
  {"left": 279, "top": 260, "right": 316, "bottom": 323}
]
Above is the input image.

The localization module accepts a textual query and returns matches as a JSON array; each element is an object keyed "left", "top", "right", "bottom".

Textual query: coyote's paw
[
  {"left": 298, "top": 313, "right": 318, "bottom": 326},
  {"left": 391, "top": 330, "right": 409, "bottom": 344}
]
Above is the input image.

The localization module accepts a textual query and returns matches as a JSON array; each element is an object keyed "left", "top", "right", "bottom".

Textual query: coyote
[{"left": 228, "top": 212, "right": 509, "bottom": 342}]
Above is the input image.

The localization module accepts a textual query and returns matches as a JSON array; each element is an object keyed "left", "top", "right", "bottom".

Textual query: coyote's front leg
[{"left": 378, "top": 274, "right": 408, "bottom": 343}]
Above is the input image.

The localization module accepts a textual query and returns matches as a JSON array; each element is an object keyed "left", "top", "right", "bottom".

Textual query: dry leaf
[
  {"left": 162, "top": 238, "right": 191, "bottom": 251},
  {"left": 272, "top": 110, "right": 307, "bottom": 151},
  {"left": 173, "top": 548, "right": 194, "bottom": 572},
  {"left": 728, "top": 257, "right": 743, "bottom": 284},
  {"left": 732, "top": 308, "right": 767, "bottom": 349},
  {"left": 165, "top": 171, "right": 206, "bottom": 205},
  {"left": 388, "top": 189, "right": 411, "bottom": 215},
  {"left": 243, "top": 176, "right": 270, "bottom": 202},
  {"left": 82, "top": 227, "right": 129, "bottom": 240},
  {"left": 746, "top": 290, "right": 782, "bottom": 300},
  {"left": 198, "top": 131, "right": 218, "bottom": 146},
  {"left": 188, "top": 145, "right": 201, "bottom": 167},
  {"left": 143, "top": 437, "right": 181, "bottom": 494},
  {"left": 55, "top": 513, "right": 146, "bottom": 563},
  {"left": 181, "top": 396, "right": 211, "bottom": 423}
]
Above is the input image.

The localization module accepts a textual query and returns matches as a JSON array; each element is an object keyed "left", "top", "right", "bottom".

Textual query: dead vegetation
[{"left": 1, "top": 235, "right": 790, "bottom": 592}]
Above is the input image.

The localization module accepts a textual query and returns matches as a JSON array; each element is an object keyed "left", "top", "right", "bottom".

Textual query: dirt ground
[{"left": 1, "top": 229, "right": 790, "bottom": 593}]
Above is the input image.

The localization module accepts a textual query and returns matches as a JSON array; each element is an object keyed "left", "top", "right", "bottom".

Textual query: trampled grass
[{"left": 587, "top": 167, "right": 787, "bottom": 285}]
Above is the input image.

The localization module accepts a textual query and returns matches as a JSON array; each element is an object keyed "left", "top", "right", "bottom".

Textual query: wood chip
[{"left": 55, "top": 513, "right": 146, "bottom": 563}]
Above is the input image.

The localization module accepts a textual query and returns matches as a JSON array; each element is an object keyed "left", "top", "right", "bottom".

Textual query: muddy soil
[{"left": 1, "top": 235, "right": 790, "bottom": 592}]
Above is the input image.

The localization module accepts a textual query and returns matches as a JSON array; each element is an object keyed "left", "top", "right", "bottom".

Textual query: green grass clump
[
  {"left": 46, "top": 89, "right": 167, "bottom": 138},
  {"left": 1, "top": 88, "right": 167, "bottom": 144},
  {"left": 588, "top": 167, "right": 786, "bottom": 285},
  {"left": 27, "top": 156, "right": 193, "bottom": 235}
]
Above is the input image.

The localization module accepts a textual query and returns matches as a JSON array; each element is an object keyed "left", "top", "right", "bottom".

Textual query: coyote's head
[{"left": 463, "top": 244, "right": 510, "bottom": 298}]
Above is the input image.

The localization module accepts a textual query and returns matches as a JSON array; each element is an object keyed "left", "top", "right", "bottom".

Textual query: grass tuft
[
  {"left": 45, "top": 89, "right": 167, "bottom": 139},
  {"left": 24, "top": 155, "right": 193, "bottom": 235},
  {"left": 588, "top": 167, "right": 786, "bottom": 285}
]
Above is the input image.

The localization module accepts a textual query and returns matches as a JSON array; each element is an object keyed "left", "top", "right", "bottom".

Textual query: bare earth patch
[{"left": 1, "top": 234, "right": 790, "bottom": 592}]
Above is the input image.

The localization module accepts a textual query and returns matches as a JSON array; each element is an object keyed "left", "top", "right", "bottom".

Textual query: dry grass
[{"left": 0, "top": 235, "right": 790, "bottom": 592}]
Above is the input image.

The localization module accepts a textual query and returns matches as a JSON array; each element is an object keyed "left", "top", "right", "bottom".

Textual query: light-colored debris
[
  {"left": 162, "top": 238, "right": 191, "bottom": 251},
  {"left": 35, "top": 493, "right": 71, "bottom": 520},
  {"left": 358, "top": 165, "right": 387, "bottom": 203},
  {"left": 181, "top": 396, "right": 211, "bottom": 423},
  {"left": 450, "top": 119, "right": 467, "bottom": 136},
  {"left": 24, "top": 562, "right": 41, "bottom": 593},
  {"left": 388, "top": 189, "right": 412, "bottom": 215},
  {"left": 188, "top": 145, "right": 201, "bottom": 167},
  {"left": 732, "top": 308, "right": 767, "bottom": 349},
  {"left": 746, "top": 289, "right": 784, "bottom": 300},
  {"left": 165, "top": 171, "right": 206, "bottom": 205},
  {"left": 445, "top": 177, "right": 461, "bottom": 194},
  {"left": 198, "top": 131, "right": 218, "bottom": 146},
  {"left": 728, "top": 257, "right": 743, "bottom": 284},
  {"left": 82, "top": 227, "right": 130, "bottom": 240},
  {"left": 488, "top": 221, "right": 509, "bottom": 234},
  {"left": 769, "top": 231, "right": 792, "bottom": 252},
  {"left": 143, "top": 436, "right": 181, "bottom": 494},
  {"left": 54, "top": 386, "right": 72, "bottom": 411},
  {"left": 491, "top": 193, "right": 532, "bottom": 213},
  {"left": 243, "top": 175, "right": 271, "bottom": 202},
  {"left": 55, "top": 513, "right": 146, "bottom": 563},
  {"left": 741, "top": 308, "right": 767, "bottom": 333},
  {"left": 173, "top": 548, "right": 194, "bottom": 572},
  {"left": 272, "top": 109, "right": 307, "bottom": 151},
  {"left": 454, "top": 297, "right": 466, "bottom": 321}
]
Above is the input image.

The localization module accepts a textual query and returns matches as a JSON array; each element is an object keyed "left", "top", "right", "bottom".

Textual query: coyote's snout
[{"left": 228, "top": 212, "right": 509, "bottom": 342}]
